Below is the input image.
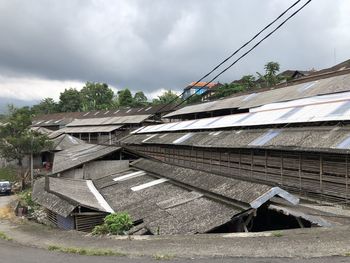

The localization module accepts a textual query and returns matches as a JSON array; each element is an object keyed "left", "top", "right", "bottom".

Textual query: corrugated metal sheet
[
  {"left": 52, "top": 143, "right": 121, "bottom": 174},
  {"left": 51, "top": 134, "right": 85, "bottom": 151},
  {"left": 63, "top": 125, "right": 123, "bottom": 133},
  {"left": 123, "top": 125, "right": 350, "bottom": 153},
  {"left": 164, "top": 72, "right": 350, "bottom": 118},
  {"left": 138, "top": 95, "right": 350, "bottom": 133},
  {"left": 66, "top": 115, "right": 152, "bottom": 126}
]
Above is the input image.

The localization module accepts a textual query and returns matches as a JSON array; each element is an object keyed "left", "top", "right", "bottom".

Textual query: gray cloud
[{"left": 0, "top": 0, "right": 349, "bottom": 96}]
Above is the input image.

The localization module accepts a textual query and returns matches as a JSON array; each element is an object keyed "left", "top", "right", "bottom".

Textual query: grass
[
  {"left": 0, "top": 231, "right": 12, "bottom": 241},
  {"left": 0, "top": 167, "right": 17, "bottom": 182},
  {"left": 47, "top": 245, "right": 126, "bottom": 257},
  {"left": 152, "top": 254, "right": 175, "bottom": 260},
  {"left": 271, "top": 231, "right": 283, "bottom": 237}
]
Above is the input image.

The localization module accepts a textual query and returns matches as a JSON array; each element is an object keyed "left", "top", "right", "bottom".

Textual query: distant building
[{"left": 182, "top": 82, "right": 222, "bottom": 100}]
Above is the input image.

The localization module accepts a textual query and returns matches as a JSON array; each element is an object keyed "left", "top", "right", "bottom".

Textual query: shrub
[
  {"left": 92, "top": 224, "right": 108, "bottom": 235},
  {"left": 92, "top": 212, "right": 133, "bottom": 235}
]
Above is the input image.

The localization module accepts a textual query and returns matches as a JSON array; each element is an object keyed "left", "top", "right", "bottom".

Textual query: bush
[
  {"left": 92, "top": 212, "right": 133, "bottom": 235},
  {"left": 0, "top": 167, "right": 17, "bottom": 182},
  {"left": 17, "top": 189, "right": 38, "bottom": 214}
]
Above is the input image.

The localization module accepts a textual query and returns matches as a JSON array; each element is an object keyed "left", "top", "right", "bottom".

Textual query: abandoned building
[{"left": 31, "top": 64, "right": 350, "bottom": 235}]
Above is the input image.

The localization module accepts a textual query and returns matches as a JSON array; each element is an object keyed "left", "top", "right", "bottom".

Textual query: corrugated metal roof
[
  {"left": 164, "top": 73, "right": 350, "bottom": 118},
  {"left": 123, "top": 125, "right": 350, "bottom": 153},
  {"left": 52, "top": 143, "right": 121, "bottom": 174},
  {"left": 51, "top": 134, "right": 86, "bottom": 151},
  {"left": 63, "top": 125, "right": 123, "bottom": 133},
  {"left": 137, "top": 94, "right": 350, "bottom": 133},
  {"left": 67, "top": 115, "right": 151, "bottom": 126}
]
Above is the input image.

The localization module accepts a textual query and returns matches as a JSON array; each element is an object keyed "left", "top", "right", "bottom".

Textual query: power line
[
  {"left": 175, "top": 0, "right": 312, "bottom": 109},
  {"left": 156, "top": 0, "right": 312, "bottom": 113}
]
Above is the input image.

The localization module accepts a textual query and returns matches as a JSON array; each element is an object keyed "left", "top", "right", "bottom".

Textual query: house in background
[{"left": 182, "top": 82, "right": 222, "bottom": 100}]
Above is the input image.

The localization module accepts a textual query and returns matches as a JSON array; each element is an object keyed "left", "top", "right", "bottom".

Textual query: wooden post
[
  {"left": 320, "top": 154, "right": 323, "bottom": 196},
  {"left": 299, "top": 154, "right": 302, "bottom": 192},
  {"left": 280, "top": 154, "right": 283, "bottom": 186}
]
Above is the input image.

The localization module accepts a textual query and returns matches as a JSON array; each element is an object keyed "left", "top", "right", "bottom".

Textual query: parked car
[{"left": 0, "top": 181, "right": 11, "bottom": 195}]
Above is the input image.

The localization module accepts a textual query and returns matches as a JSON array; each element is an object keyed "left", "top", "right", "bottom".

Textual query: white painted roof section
[
  {"left": 249, "top": 187, "right": 299, "bottom": 209},
  {"left": 113, "top": 171, "right": 145, "bottom": 182},
  {"left": 86, "top": 180, "right": 114, "bottom": 213},
  {"left": 131, "top": 178, "right": 169, "bottom": 191},
  {"left": 136, "top": 92, "right": 350, "bottom": 134}
]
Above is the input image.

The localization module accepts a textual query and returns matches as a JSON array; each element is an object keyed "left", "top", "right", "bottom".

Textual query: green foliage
[
  {"left": 47, "top": 245, "right": 126, "bottom": 257},
  {"left": 212, "top": 83, "right": 246, "bottom": 99},
  {"left": 0, "top": 106, "right": 52, "bottom": 166},
  {"left": 0, "top": 231, "right": 12, "bottom": 241},
  {"left": 104, "top": 212, "right": 133, "bottom": 235},
  {"left": 91, "top": 224, "right": 109, "bottom": 235},
  {"left": 117, "top": 89, "right": 133, "bottom": 107},
  {"left": 93, "top": 212, "right": 133, "bottom": 235},
  {"left": 80, "top": 82, "right": 114, "bottom": 111},
  {"left": 241, "top": 75, "right": 256, "bottom": 89},
  {"left": 31, "top": 98, "right": 59, "bottom": 115},
  {"left": 18, "top": 189, "right": 39, "bottom": 214},
  {"left": 59, "top": 88, "right": 82, "bottom": 112},
  {"left": 185, "top": 94, "right": 202, "bottom": 104},
  {"left": 133, "top": 91, "right": 148, "bottom": 107},
  {"left": 257, "top": 61, "right": 283, "bottom": 87},
  {"left": 0, "top": 167, "right": 17, "bottom": 181},
  {"left": 152, "top": 90, "right": 181, "bottom": 105}
]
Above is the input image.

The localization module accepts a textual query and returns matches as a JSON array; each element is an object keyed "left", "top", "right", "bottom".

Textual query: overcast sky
[{"left": 0, "top": 0, "right": 349, "bottom": 104}]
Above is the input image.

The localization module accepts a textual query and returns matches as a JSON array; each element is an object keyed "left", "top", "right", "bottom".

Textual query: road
[
  {"left": 0, "top": 194, "right": 13, "bottom": 208},
  {"left": 1, "top": 240, "right": 350, "bottom": 263}
]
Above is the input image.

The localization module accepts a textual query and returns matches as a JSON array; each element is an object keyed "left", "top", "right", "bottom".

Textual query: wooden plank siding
[{"left": 127, "top": 145, "right": 350, "bottom": 204}]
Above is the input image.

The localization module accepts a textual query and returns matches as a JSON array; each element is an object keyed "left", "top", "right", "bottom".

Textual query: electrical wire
[
  {"left": 174, "top": 0, "right": 312, "bottom": 109},
  {"left": 156, "top": 0, "right": 312, "bottom": 113}
]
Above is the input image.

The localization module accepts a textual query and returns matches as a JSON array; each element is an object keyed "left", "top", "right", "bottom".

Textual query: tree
[
  {"left": 117, "top": 89, "right": 133, "bottom": 107},
  {"left": 59, "top": 88, "right": 82, "bottom": 112},
  {"left": 212, "top": 83, "right": 245, "bottom": 99},
  {"left": 80, "top": 82, "right": 114, "bottom": 111},
  {"left": 257, "top": 61, "right": 281, "bottom": 87},
  {"left": 133, "top": 91, "right": 148, "bottom": 107},
  {"left": 241, "top": 75, "right": 256, "bottom": 89},
  {"left": 0, "top": 106, "right": 52, "bottom": 187},
  {"left": 31, "top": 98, "right": 59, "bottom": 115},
  {"left": 152, "top": 90, "right": 181, "bottom": 105}
]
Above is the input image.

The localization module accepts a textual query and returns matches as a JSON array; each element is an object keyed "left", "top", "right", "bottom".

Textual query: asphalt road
[{"left": 1, "top": 240, "right": 350, "bottom": 263}]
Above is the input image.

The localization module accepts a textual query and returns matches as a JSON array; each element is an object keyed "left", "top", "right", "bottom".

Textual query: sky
[{"left": 0, "top": 0, "right": 349, "bottom": 108}]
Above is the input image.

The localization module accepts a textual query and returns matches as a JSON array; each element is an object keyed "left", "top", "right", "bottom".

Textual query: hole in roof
[
  {"left": 145, "top": 107, "right": 152, "bottom": 111},
  {"left": 126, "top": 109, "right": 132, "bottom": 113},
  {"left": 83, "top": 112, "right": 90, "bottom": 116},
  {"left": 249, "top": 130, "right": 281, "bottom": 146},
  {"left": 44, "top": 120, "right": 52, "bottom": 124},
  {"left": 173, "top": 133, "right": 194, "bottom": 144},
  {"left": 137, "top": 108, "right": 144, "bottom": 112},
  {"left": 336, "top": 135, "right": 350, "bottom": 149},
  {"left": 104, "top": 111, "right": 110, "bottom": 115},
  {"left": 54, "top": 119, "right": 63, "bottom": 124},
  {"left": 278, "top": 107, "right": 303, "bottom": 120},
  {"left": 298, "top": 81, "right": 317, "bottom": 92},
  {"left": 94, "top": 111, "right": 100, "bottom": 115},
  {"left": 243, "top": 93, "right": 257, "bottom": 101},
  {"left": 114, "top": 110, "right": 120, "bottom": 114},
  {"left": 329, "top": 101, "right": 350, "bottom": 116}
]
